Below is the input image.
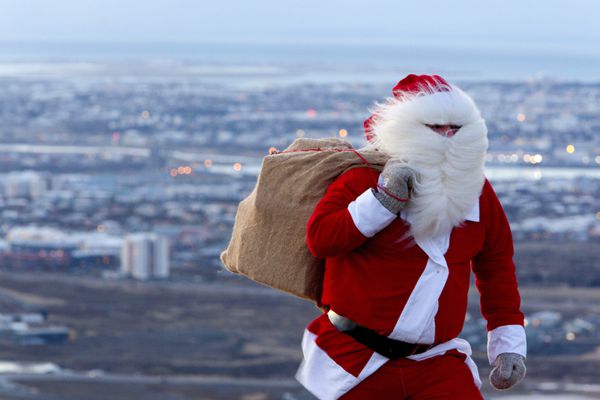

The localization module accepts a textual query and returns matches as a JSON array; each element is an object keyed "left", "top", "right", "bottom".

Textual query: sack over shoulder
[{"left": 220, "top": 137, "right": 390, "bottom": 305}]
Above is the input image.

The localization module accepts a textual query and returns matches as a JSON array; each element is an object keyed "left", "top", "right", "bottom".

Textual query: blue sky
[{"left": 1, "top": 0, "right": 599, "bottom": 49}]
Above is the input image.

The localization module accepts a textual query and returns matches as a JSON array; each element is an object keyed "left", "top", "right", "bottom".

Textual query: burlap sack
[{"left": 220, "top": 137, "right": 390, "bottom": 305}]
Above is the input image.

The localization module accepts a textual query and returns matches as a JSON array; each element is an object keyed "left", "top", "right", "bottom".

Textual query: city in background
[{"left": 0, "top": 1, "right": 600, "bottom": 399}]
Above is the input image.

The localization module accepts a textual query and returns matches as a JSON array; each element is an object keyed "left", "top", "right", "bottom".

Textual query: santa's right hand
[{"left": 372, "top": 160, "right": 415, "bottom": 215}]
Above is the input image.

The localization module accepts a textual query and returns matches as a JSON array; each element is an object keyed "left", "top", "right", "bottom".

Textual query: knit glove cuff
[{"left": 371, "top": 188, "right": 406, "bottom": 215}]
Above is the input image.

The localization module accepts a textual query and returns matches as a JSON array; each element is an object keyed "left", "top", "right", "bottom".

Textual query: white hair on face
[{"left": 364, "top": 84, "right": 488, "bottom": 241}]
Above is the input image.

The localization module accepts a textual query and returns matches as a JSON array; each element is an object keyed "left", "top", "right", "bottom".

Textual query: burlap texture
[{"left": 220, "top": 137, "right": 390, "bottom": 305}]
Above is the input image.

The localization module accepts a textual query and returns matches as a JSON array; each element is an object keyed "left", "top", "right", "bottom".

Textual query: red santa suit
[{"left": 295, "top": 75, "right": 527, "bottom": 399}]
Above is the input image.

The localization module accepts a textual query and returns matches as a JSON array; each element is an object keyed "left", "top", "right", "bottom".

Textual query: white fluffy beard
[{"left": 366, "top": 86, "right": 489, "bottom": 241}]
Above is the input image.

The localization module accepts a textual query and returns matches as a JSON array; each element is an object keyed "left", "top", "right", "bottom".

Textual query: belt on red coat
[{"left": 327, "top": 310, "right": 434, "bottom": 360}]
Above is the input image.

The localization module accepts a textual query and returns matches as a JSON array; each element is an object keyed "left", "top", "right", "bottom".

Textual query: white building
[
  {"left": 120, "top": 233, "right": 169, "bottom": 280},
  {"left": 2, "top": 171, "right": 46, "bottom": 198}
]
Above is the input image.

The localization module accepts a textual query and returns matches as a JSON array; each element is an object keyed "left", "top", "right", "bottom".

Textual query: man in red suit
[{"left": 296, "top": 75, "right": 527, "bottom": 399}]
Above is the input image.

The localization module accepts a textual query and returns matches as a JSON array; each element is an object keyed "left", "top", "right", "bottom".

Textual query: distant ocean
[{"left": 1, "top": 41, "right": 600, "bottom": 83}]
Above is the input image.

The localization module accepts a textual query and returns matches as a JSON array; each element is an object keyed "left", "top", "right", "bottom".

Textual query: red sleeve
[
  {"left": 472, "top": 179, "right": 525, "bottom": 331},
  {"left": 305, "top": 168, "right": 377, "bottom": 259}
]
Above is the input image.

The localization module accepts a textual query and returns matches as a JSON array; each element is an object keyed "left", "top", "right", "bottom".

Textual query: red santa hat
[{"left": 364, "top": 74, "right": 452, "bottom": 142}]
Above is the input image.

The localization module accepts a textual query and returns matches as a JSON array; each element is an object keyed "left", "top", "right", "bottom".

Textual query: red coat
[{"left": 296, "top": 167, "right": 526, "bottom": 399}]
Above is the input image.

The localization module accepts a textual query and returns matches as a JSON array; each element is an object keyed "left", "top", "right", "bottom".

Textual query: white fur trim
[
  {"left": 296, "top": 330, "right": 388, "bottom": 400},
  {"left": 464, "top": 199, "right": 480, "bottom": 222},
  {"left": 487, "top": 324, "right": 527, "bottom": 365},
  {"left": 389, "top": 219, "right": 451, "bottom": 344},
  {"left": 366, "top": 85, "right": 488, "bottom": 241},
  {"left": 389, "top": 258, "right": 446, "bottom": 344},
  {"left": 347, "top": 188, "right": 396, "bottom": 238},
  {"left": 297, "top": 330, "right": 482, "bottom": 398},
  {"left": 408, "top": 337, "right": 482, "bottom": 388}
]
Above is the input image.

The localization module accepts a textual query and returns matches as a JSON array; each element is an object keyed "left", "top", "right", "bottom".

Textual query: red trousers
[{"left": 340, "top": 353, "right": 483, "bottom": 400}]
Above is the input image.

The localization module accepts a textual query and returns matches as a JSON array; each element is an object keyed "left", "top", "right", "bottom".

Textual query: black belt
[{"left": 328, "top": 310, "right": 433, "bottom": 360}]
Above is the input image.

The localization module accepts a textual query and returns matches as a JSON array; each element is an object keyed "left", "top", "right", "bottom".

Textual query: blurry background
[{"left": 0, "top": 1, "right": 599, "bottom": 399}]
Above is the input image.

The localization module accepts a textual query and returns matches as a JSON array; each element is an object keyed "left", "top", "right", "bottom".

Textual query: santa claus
[{"left": 296, "top": 74, "right": 527, "bottom": 399}]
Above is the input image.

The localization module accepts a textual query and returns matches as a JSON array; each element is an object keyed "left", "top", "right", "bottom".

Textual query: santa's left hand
[{"left": 489, "top": 353, "right": 526, "bottom": 390}]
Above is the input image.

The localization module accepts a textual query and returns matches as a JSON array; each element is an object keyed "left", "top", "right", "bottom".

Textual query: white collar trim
[{"left": 464, "top": 200, "right": 480, "bottom": 222}]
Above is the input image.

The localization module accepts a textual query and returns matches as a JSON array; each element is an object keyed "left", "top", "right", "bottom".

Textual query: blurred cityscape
[{"left": 0, "top": 60, "right": 598, "bottom": 399}]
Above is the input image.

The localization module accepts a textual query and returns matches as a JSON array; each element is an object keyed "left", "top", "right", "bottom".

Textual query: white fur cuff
[
  {"left": 487, "top": 324, "right": 527, "bottom": 365},
  {"left": 347, "top": 188, "right": 396, "bottom": 237}
]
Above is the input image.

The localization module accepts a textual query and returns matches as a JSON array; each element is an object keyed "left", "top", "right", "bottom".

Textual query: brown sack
[{"left": 220, "top": 137, "right": 390, "bottom": 305}]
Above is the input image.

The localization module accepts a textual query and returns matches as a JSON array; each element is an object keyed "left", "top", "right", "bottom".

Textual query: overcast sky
[{"left": 1, "top": 0, "right": 599, "bottom": 48}]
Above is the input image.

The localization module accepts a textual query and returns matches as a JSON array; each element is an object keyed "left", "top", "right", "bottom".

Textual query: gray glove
[
  {"left": 372, "top": 160, "right": 415, "bottom": 215},
  {"left": 489, "top": 353, "right": 526, "bottom": 390}
]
